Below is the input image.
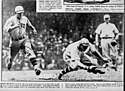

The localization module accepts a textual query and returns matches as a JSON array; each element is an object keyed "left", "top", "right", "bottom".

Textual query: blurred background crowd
[{"left": 2, "top": 0, "right": 124, "bottom": 70}]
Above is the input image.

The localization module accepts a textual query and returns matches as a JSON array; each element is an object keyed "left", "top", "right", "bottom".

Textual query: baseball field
[{"left": 2, "top": 64, "right": 123, "bottom": 82}]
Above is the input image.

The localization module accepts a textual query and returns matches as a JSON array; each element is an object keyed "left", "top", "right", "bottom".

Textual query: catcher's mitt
[{"left": 111, "top": 39, "right": 117, "bottom": 46}]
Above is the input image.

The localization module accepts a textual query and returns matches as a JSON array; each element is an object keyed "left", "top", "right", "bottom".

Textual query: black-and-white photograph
[
  {"left": 1, "top": 0, "right": 124, "bottom": 83},
  {"left": 64, "top": 0, "right": 124, "bottom": 4},
  {"left": 1, "top": 1, "right": 125, "bottom": 88}
]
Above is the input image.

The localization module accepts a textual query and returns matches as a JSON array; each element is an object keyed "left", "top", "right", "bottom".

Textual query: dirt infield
[{"left": 2, "top": 65, "right": 123, "bottom": 82}]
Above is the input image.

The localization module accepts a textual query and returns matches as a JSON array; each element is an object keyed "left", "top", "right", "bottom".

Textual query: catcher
[
  {"left": 3, "top": 6, "right": 41, "bottom": 75},
  {"left": 58, "top": 38, "right": 109, "bottom": 80}
]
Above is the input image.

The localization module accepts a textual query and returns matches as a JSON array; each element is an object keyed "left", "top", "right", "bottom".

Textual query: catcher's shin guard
[
  {"left": 30, "top": 58, "right": 41, "bottom": 76},
  {"left": 58, "top": 66, "right": 78, "bottom": 80}
]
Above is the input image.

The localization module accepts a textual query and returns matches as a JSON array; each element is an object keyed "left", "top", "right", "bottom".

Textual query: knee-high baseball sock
[
  {"left": 30, "top": 58, "right": 37, "bottom": 67},
  {"left": 9, "top": 58, "right": 13, "bottom": 62},
  {"left": 58, "top": 66, "right": 78, "bottom": 80},
  {"left": 7, "top": 58, "right": 13, "bottom": 70},
  {"left": 59, "top": 66, "right": 77, "bottom": 76},
  {"left": 30, "top": 57, "right": 41, "bottom": 75}
]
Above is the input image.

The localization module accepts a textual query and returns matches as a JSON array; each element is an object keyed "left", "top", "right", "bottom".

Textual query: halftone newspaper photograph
[{"left": 0, "top": 0, "right": 124, "bottom": 91}]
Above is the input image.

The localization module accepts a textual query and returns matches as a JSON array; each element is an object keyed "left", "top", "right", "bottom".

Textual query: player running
[
  {"left": 58, "top": 38, "right": 109, "bottom": 80},
  {"left": 3, "top": 6, "right": 41, "bottom": 76}
]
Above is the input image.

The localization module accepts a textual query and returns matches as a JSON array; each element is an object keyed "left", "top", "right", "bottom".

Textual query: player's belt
[
  {"left": 12, "top": 36, "right": 25, "bottom": 41},
  {"left": 101, "top": 37, "right": 114, "bottom": 39}
]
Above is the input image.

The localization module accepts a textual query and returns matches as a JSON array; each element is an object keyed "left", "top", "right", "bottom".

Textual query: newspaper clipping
[{"left": 0, "top": 0, "right": 124, "bottom": 91}]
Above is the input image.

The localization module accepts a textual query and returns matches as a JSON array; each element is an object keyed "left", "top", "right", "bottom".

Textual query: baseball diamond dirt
[{"left": 2, "top": 64, "right": 123, "bottom": 82}]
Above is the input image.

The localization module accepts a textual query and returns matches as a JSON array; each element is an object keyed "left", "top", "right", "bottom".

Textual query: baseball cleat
[
  {"left": 7, "top": 62, "right": 12, "bottom": 70},
  {"left": 87, "top": 66, "right": 97, "bottom": 74},
  {"left": 87, "top": 69, "right": 97, "bottom": 74},
  {"left": 34, "top": 64, "right": 41, "bottom": 76},
  {"left": 58, "top": 73, "right": 63, "bottom": 80},
  {"left": 95, "top": 69, "right": 105, "bottom": 74},
  {"left": 111, "top": 66, "right": 117, "bottom": 71},
  {"left": 35, "top": 68, "right": 41, "bottom": 76}
]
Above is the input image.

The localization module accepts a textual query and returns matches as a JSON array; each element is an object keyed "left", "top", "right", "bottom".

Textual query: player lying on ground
[
  {"left": 58, "top": 38, "right": 109, "bottom": 80},
  {"left": 3, "top": 6, "right": 41, "bottom": 76}
]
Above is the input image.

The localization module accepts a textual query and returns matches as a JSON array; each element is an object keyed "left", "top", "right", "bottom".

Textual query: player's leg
[
  {"left": 101, "top": 39, "right": 111, "bottom": 59},
  {"left": 76, "top": 59, "right": 89, "bottom": 70},
  {"left": 82, "top": 54, "right": 105, "bottom": 74},
  {"left": 58, "top": 65, "right": 78, "bottom": 80},
  {"left": 7, "top": 41, "right": 20, "bottom": 70},
  {"left": 90, "top": 44, "right": 110, "bottom": 62},
  {"left": 100, "top": 39, "right": 117, "bottom": 71},
  {"left": 109, "top": 42, "right": 118, "bottom": 71},
  {"left": 22, "top": 39, "right": 41, "bottom": 76},
  {"left": 92, "top": 40, "right": 111, "bottom": 68},
  {"left": 91, "top": 40, "right": 112, "bottom": 70},
  {"left": 58, "top": 55, "right": 79, "bottom": 80}
]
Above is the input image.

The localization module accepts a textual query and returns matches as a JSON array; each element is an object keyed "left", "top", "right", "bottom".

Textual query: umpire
[
  {"left": 3, "top": 6, "right": 41, "bottom": 75},
  {"left": 95, "top": 14, "right": 119, "bottom": 71}
]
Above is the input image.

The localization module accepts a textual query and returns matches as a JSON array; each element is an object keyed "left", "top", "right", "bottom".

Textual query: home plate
[{"left": 38, "top": 74, "right": 57, "bottom": 80}]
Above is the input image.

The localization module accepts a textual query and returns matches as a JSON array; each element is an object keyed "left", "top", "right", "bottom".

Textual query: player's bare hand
[
  {"left": 95, "top": 42, "right": 99, "bottom": 47},
  {"left": 33, "top": 30, "right": 37, "bottom": 35}
]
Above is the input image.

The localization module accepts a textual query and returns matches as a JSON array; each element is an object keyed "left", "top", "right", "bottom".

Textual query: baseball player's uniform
[
  {"left": 4, "top": 15, "right": 36, "bottom": 58},
  {"left": 58, "top": 38, "right": 108, "bottom": 80},
  {"left": 63, "top": 41, "right": 82, "bottom": 69},
  {"left": 63, "top": 40, "right": 96, "bottom": 68},
  {"left": 3, "top": 6, "right": 41, "bottom": 75},
  {"left": 95, "top": 18, "right": 119, "bottom": 69}
]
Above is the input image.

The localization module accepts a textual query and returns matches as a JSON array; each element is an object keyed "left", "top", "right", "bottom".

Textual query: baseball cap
[
  {"left": 104, "top": 14, "right": 110, "bottom": 20},
  {"left": 15, "top": 6, "right": 24, "bottom": 13},
  {"left": 79, "top": 38, "right": 90, "bottom": 46}
]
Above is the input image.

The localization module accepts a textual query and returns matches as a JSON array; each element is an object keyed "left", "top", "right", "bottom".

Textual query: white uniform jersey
[
  {"left": 4, "top": 15, "right": 32, "bottom": 39},
  {"left": 95, "top": 22, "right": 119, "bottom": 38},
  {"left": 63, "top": 41, "right": 81, "bottom": 61}
]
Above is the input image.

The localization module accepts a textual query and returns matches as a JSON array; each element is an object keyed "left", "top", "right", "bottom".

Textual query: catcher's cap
[
  {"left": 104, "top": 14, "right": 110, "bottom": 20},
  {"left": 15, "top": 6, "right": 24, "bottom": 13},
  {"left": 79, "top": 38, "right": 90, "bottom": 46}
]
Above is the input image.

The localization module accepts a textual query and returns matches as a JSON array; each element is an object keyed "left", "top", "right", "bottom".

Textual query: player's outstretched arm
[{"left": 27, "top": 18, "right": 37, "bottom": 34}]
